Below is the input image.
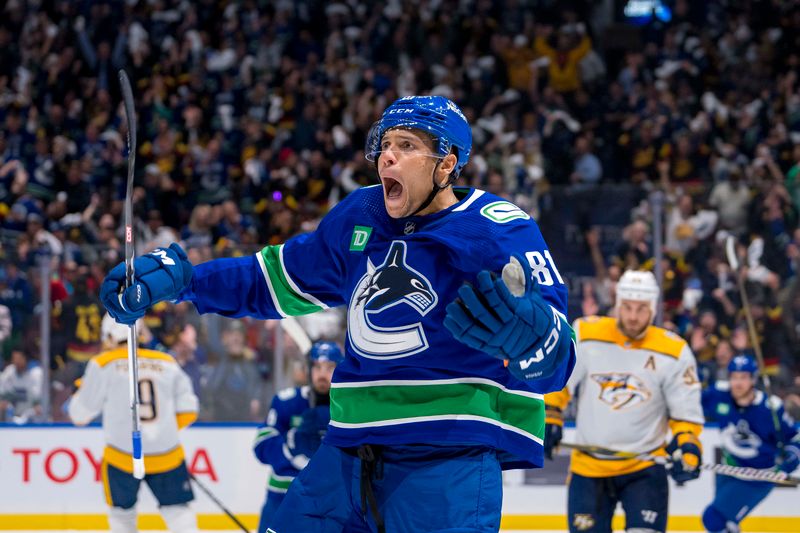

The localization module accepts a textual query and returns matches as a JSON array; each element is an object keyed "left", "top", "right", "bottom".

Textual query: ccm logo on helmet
[{"left": 386, "top": 108, "right": 414, "bottom": 114}]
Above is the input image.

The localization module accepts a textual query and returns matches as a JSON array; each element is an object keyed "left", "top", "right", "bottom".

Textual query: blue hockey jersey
[
  {"left": 253, "top": 386, "right": 312, "bottom": 493},
  {"left": 702, "top": 382, "right": 798, "bottom": 469},
  {"left": 180, "top": 186, "right": 576, "bottom": 468}
]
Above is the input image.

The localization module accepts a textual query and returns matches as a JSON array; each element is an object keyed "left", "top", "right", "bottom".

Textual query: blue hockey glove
[
  {"left": 666, "top": 432, "right": 702, "bottom": 483},
  {"left": 444, "top": 254, "right": 568, "bottom": 381},
  {"left": 100, "top": 243, "right": 193, "bottom": 325},
  {"left": 285, "top": 406, "right": 330, "bottom": 468},
  {"left": 776, "top": 443, "right": 800, "bottom": 474}
]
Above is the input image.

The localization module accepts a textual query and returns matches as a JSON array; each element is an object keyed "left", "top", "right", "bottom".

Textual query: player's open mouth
[{"left": 382, "top": 177, "right": 403, "bottom": 199}]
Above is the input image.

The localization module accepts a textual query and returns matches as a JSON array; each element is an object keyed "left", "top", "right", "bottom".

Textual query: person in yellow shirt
[
  {"left": 545, "top": 270, "right": 704, "bottom": 533},
  {"left": 69, "top": 314, "right": 199, "bottom": 533},
  {"left": 534, "top": 24, "right": 592, "bottom": 94}
]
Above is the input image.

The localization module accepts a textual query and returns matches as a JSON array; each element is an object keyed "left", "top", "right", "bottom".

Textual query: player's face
[
  {"left": 617, "top": 299, "right": 652, "bottom": 339},
  {"left": 729, "top": 371, "right": 755, "bottom": 403},
  {"left": 377, "top": 128, "right": 457, "bottom": 218},
  {"left": 311, "top": 360, "right": 337, "bottom": 395}
]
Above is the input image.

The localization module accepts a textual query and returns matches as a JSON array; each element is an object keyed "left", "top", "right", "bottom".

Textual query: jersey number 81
[{"left": 525, "top": 250, "right": 564, "bottom": 286}]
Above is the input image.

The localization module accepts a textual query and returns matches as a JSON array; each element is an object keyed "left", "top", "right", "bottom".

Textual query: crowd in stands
[{"left": 1, "top": 0, "right": 800, "bottom": 422}]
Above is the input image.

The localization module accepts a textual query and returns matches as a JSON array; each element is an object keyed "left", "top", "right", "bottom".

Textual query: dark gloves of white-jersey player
[
  {"left": 444, "top": 254, "right": 569, "bottom": 382},
  {"left": 544, "top": 406, "right": 564, "bottom": 460},
  {"left": 666, "top": 432, "right": 702, "bottom": 483}
]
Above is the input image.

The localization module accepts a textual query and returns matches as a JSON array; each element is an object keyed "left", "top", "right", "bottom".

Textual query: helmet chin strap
[{"left": 409, "top": 160, "right": 455, "bottom": 217}]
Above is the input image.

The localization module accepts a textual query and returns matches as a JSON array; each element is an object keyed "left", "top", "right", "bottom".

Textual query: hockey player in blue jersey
[
  {"left": 253, "top": 341, "right": 344, "bottom": 533},
  {"left": 701, "top": 355, "right": 800, "bottom": 533},
  {"left": 100, "top": 95, "right": 576, "bottom": 532}
]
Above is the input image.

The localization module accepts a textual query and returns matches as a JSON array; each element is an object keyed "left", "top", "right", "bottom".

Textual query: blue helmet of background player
[
  {"left": 728, "top": 354, "right": 759, "bottom": 377},
  {"left": 364, "top": 95, "right": 472, "bottom": 179},
  {"left": 309, "top": 341, "right": 345, "bottom": 365}
]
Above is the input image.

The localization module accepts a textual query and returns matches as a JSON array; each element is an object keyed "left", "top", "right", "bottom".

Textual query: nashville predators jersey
[
  {"left": 546, "top": 316, "right": 703, "bottom": 477},
  {"left": 68, "top": 347, "right": 199, "bottom": 474}
]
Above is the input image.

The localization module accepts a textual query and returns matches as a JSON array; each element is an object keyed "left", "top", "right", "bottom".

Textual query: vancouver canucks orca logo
[
  {"left": 721, "top": 419, "right": 762, "bottom": 459},
  {"left": 591, "top": 372, "right": 652, "bottom": 410},
  {"left": 348, "top": 241, "right": 438, "bottom": 359}
]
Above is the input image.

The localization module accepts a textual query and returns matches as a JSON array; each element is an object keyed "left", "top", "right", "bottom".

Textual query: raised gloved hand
[
  {"left": 285, "top": 406, "right": 330, "bottom": 469},
  {"left": 444, "top": 254, "right": 569, "bottom": 382},
  {"left": 544, "top": 406, "right": 564, "bottom": 460},
  {"left": 666, "top": 432, "right": 702, "bottom": 483},
  {"left": 100, "top": 243, "right": 193, "bottom": 325},
  {"left": 776, "top": 443, "right": 800, "bottom": 474}
]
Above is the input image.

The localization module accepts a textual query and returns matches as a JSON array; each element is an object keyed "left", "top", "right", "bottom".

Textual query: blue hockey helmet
[
  {"left": 309, "top": 341, "right": 345, "bottom": 365},
  {"left": 728, "top": 354, "right": 759, "bottom": 377},
  {"left": 365, "top": 95, "right": 472, "bottom": 178}
]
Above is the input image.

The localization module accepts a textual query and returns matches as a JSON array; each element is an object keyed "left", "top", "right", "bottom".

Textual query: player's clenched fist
[
  {"left": 444, "top": 254, "right": 571, "bottom": 382},
  {"left": 101, "top": 242, "right": 193, "bottom": 325}
]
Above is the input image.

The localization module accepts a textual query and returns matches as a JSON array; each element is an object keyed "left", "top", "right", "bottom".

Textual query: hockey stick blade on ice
[{"left": 118, "top": 69, "right": 145, "bottom": 480}]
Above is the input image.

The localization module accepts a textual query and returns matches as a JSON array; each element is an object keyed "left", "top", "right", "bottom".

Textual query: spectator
[
  {"left": 0, "top": 348, "right": 43, "bottom": 423},
  {"left": 570, "top": 134, "right": 602, "bottom": 185},
  {"left": 202, "top": 319, "right": 266, "bottom": 422}
]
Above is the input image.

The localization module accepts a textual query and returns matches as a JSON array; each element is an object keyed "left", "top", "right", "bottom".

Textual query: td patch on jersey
[{"left": 348, "top": 241, "right": 438, "bottom": 360}]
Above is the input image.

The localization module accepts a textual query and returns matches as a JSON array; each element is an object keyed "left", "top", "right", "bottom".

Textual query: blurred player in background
[
  {"left": 101, "top": 95, "right": 575, "bottom": 532},
  {"left": 701, "top": 355, "right": 800, "bottom": 533},
  {"left": 68, "top": 314, "right": 199, "bottom": 533},
  {"left": 253, "top": 341, "right": 344, "bottom": 533},
  {"left": 545, "top": 270, "right": 704, "bottom": 533}
]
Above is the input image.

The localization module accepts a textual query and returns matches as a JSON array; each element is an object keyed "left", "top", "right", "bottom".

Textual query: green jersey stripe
[
  {"left": 267, "top": 474, "right": 294, "bottom": 492},
  {"left": 329, "top": 415, "right": 543, "bottom": 445},
  {"left": 257, "top": 246, "right": 323, "bottom": 316},
  {"left": 331, "top": 377, "right": 544, "bottom": 399},
  {"left": 255, "top": 251, "right": 288, "bottom": 318},
  {"left": 278, "top": 245, "right": 329, "bottom": 310},
  {"left": 330, "top": 380, "right": 545, "bottom": 442}
]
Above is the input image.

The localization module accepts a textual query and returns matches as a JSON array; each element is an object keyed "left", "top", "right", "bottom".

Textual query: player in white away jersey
[
  {"left": 69, "top": 314, "right": 199, "bottom": 533},
  {"left": 545, "top": 270, "right": 704, "bottom": 533}
]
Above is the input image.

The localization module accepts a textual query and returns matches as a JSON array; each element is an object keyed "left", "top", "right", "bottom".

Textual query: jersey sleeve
[
  {"left": 665, "top": 343, "right": 705, "bottom": 432},
  {"left": 174, "top": 367, "right": 199, "bottom": 429},
  {"left": 68, "top": 360, "right": 106, "bottom": 426},
  {"left": 180, "top": 199, "right": 350, "bottom": 318},
  {"left": 252, "top": 392, "right": 300, "bottom": 476}
]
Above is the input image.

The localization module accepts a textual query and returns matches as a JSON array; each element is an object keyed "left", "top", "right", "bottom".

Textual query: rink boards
[{"left": 0, "top": 424, "right": 796, "bottom": 531}]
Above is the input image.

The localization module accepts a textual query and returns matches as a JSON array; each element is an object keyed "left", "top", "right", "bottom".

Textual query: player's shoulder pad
[
  {"left": 574, "top": 316, "right": 617, "bottom": 343},
  {"left": 469, "top": 190, "right": 531, "bottom": 225},
  {"left": 638, "top": 326, "right": 687, "bottom": 359},
  {"left": 713, "top": 380, "right": 731, "bottom": 392},
  {"left": 277, "top": 386, "right": 299, "bottom": 402},
  {"left": 92, "top": 348, "right": 129, "bottom": 368},
  {"left": 766, "top": 393, "right": 784, "bottom": 410}
]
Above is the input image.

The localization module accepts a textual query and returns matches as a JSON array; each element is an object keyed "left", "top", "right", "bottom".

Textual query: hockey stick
[
  {"left": 280, "top": 316, "right": 312, "bottom": 355},
  {"left": 118, "top": 69, "right": 145, "bottom": 480},
  {"left": 724, "top": 236, "right": 784, "bottom": 443},
  {"left": 560, "top": 442, "right": 799, "bottom": 486},
  {"left": 189, "top": 473, "right": 250, "bottom": 533}
]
